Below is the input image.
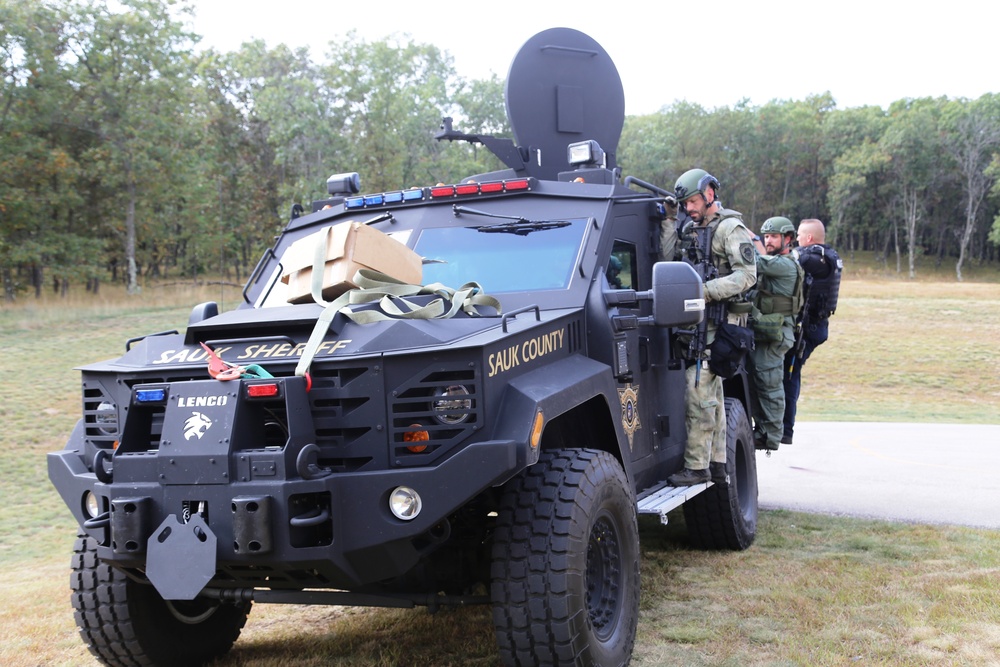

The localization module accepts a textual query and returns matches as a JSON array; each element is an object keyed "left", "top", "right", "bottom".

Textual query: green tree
[
  {"left": 943, "top": 94, "right": 1000, "bottom": 281},
  {"left": 64, "top": 0, "right": 198, "bottom": 293},
  {"left": 820, "top": 105, "right": 888, "bottom": 252},
  {"left": 879, "top": 98, "right": 946, "bottom": 278},
  {"left": 827, "top": 140, "right": 890, "bottom": 255},
  {"left": 321, "top": 34, "right": 457, "bottom": 192},
  {"left": 0, "top": 0, "right": 106, "bottom": 300},
  {"left": 435, "top": 73, "right": 509, "bottom": 180}
]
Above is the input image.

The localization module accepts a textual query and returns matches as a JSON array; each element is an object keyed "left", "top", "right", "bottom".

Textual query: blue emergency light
[{"left": 135, "top": 388, "right": 166, "bottom": 403}]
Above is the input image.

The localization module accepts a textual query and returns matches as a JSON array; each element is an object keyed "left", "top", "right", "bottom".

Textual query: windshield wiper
[
  {"left": 453, "top": 204, "right": 571, "bottom": 235},
  {"left": 363, "top": 212, "right": 394, "bottom": 225}
]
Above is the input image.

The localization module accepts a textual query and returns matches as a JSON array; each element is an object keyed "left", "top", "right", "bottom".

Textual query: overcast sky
[{"left": 185, "top": 0, "right": 997, "bottom": 116}]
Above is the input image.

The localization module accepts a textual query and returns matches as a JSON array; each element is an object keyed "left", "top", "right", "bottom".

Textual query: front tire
[
  {"left": 491, "top": 449, "right": 640, "bottom": 667},
  {"left": 683, "top": 397, "right": 758, "bottom": 550},
  {"left": 70, "top": 532, "right": 251, "bottom": 666}
]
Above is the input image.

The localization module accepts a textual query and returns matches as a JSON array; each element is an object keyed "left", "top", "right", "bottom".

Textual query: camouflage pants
[
  {"left": 750, "top": 323, "right": 795, "bottom": 448},
  {"left": 684, "top": 362, "right": 726, "bottom": 469}
]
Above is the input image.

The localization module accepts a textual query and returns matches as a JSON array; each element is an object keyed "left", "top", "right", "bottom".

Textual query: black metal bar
[{"left": 200, "top": 587, "right": 489, "bottom": 609}]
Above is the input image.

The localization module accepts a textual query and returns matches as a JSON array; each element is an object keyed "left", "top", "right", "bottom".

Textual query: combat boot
[
  {"left": 754, "top": 434, "right": 779, "bottom": 451},
  {"left": 709, "top": 461, "right": 729, "bottom": 486},
  {"left": 780, "top": 434, "right": 793, "bottom": 445},
  {"left": 667, "top": 467, "right": 709, "bottom": 486}
]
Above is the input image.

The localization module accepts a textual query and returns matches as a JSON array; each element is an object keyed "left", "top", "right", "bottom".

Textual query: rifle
[
  {"left": 682, "top": 223, "right": 726, "bottom": 386},
  {"left": 786, "top": 309, "right": 807, "bottom": 376},
  {"left": 786, "top": 271, "right": 813, "bottom": 376}
]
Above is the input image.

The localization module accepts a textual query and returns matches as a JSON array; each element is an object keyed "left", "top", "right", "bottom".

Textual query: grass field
[{"left": 1, "top": 271, "right": 998, "bottom": 666}]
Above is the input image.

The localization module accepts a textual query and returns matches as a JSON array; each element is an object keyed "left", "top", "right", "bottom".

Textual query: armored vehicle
[{"left": 49, "top": 28, "right": 758, "bottom": 667}]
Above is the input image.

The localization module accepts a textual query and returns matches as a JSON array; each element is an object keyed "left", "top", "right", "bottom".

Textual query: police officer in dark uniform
[{"left": 782, "top": 218, "right": 842, "bottom": 444}]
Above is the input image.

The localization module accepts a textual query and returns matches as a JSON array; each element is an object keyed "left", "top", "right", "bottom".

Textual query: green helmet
[
  {"left": 674, "top": 169, "right": 720, "bottom": 203},
  {"left": 760, "top": 216, "right": 795, "bottom": 235}
]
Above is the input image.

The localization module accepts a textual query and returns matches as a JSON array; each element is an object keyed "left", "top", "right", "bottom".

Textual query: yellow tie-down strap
[{"left": 295, "top": 268, "right": 502, "bottom": 377}]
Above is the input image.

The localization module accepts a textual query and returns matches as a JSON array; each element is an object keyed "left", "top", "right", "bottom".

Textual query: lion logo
[{"left": 183, "top": 412, "right": 213, "bottom": 440}]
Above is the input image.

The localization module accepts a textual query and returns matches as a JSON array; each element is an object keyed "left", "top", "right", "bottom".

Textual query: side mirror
[
  {"left": 650, "top": 261, "right": 704, "bottom": 327},
  {"left": 188, "top": 301, "right": 219, "bottom": 326}
]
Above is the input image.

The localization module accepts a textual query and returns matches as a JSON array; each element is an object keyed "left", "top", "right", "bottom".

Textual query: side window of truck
[{"left": 608, "top": 240, "right": 638, "bottom": 290}]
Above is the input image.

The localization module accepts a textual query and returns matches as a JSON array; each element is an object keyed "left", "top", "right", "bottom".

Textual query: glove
[{"left": 663, "top": 194, "right": 678, "bottom": 217}]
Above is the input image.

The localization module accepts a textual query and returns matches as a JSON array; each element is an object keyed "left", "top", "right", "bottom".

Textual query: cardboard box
[{"left": 280, "top": 221, "right": 422, "bottom": 304}]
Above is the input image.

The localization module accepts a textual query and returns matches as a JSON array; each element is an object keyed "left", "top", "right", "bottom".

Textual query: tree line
[{"left": 3, "top": 0, "right": 999, "bottom": 302}]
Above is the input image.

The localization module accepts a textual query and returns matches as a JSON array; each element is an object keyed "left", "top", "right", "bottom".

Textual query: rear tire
[
  {"left": 70, "top": 532, "right": 250, "bottom": 667},
  {"left": 683, "top": 397, "right": 758, "bottom": 550},
  {"left": 491, "top": 449, "right": 640, "bottom": 667}
]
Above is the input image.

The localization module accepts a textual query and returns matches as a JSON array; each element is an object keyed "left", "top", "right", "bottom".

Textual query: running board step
[{"left": 636, "top": 480, "right": 712, "bottom": 525}]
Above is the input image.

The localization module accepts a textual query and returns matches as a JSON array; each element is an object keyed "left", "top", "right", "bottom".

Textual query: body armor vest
[
  {"left": 798, "top": 244, "right": 842, "bottom": 320},
  {"left": 756, "top": 258, "right": 803, "bottom": 317}
]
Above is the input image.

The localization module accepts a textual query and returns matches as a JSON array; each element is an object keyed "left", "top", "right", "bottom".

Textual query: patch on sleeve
[{"left": 739, "top": 242, "right": 755, "bottom": 264}]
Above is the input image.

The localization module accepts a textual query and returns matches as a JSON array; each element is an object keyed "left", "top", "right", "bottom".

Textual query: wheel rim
[{"left": 586, "top": 513, "right": 622, "bottom": 641}]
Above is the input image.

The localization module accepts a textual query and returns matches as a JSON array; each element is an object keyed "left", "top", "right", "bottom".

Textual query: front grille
[
  {"left": 84, "top": 355, "right": 481, "bottom": 473},
  {"left": 390, "top": 363, "right": 481, "bottom": 467},
  {"left": 308, "top": 363, "right": 383, "bottom": 471},
  {"left": 83, "top": 383, "right": 119, "bottom": 448}
]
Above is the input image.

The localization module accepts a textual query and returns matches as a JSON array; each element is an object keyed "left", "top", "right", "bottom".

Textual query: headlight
[
  {"left": 432, "top": 385, "right": 472, "bottom": 425},
  {"left": 389, "top": 487, "right": 422, "bottom": 521},
  {"left": 95, "top": 401, "right": 117, "bottom": 435},
  {"left": 84, "top": 491, "right": 101, "bottom": 518}
]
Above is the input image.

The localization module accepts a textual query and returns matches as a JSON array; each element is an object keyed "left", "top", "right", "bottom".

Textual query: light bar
[
  {"left": 339, "top": 178, "right": 531, "bottom": 210},
  {"left": 430, "top": 185, "right": 455, "bottom": 198}
]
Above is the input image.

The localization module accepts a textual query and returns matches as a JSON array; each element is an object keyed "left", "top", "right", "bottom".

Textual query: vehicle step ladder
[{"left": 636, "top": 480, "right": 712, "bottom": 525}]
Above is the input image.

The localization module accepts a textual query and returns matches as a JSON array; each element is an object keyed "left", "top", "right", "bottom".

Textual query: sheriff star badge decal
[{"left": 618, "top": 383, "right": 641, "bottom": 451}]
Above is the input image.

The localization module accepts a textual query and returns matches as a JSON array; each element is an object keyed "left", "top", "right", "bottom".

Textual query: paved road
[{"left": 756, "top": 421, "right": 1000, "bottom": 529}]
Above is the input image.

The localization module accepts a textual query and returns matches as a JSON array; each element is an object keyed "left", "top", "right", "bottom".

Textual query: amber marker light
[
  {"left": 404, "top": 424, "right": 429, "bottom": 452},
  {"left": 530, "top": 410, "right": 544, "bottom": 449}
]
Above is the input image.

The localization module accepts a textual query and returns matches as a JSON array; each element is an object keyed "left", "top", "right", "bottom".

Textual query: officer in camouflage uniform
[
  {"left": 749, "top": 217, "right": 802, "bottom": 451},
  {"left": 666, "top": 169, "right": 757, "bottom": 486}
]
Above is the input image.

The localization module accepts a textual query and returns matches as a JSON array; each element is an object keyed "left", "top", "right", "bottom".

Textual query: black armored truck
[{"left": 48, "top": 28, "right": 759, "bottom": 667}]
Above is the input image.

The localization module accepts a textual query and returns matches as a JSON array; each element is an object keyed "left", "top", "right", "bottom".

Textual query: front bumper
[{"left": 49, "top": 426, "right": 518, "bottom": 595}]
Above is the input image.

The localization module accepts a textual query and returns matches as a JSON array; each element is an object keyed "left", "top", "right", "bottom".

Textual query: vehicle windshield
[
  {"left": 414, "top": 218, "right": 589, "bottom": 293},
  {"left": 254, "top": 216, "right": 589, "bottom": 308}
]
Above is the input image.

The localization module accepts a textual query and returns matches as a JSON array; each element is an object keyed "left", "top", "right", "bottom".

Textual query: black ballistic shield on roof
[{"left": 504, "top": 27, "right": 625, "bottom": 180}]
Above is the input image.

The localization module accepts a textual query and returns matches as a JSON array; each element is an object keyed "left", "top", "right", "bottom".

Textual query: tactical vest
[
  {"left": 756, "top": 255, "right": 803, "bottom": 317},
  {"left": 677, "top": 208, "right": 744, "bottom": 269},
  {"left": 710, "top": 208, "right": 745, "bottom": 277},
  {"left": 797, "top": 244, "right": 842, "bottom": 320}
]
